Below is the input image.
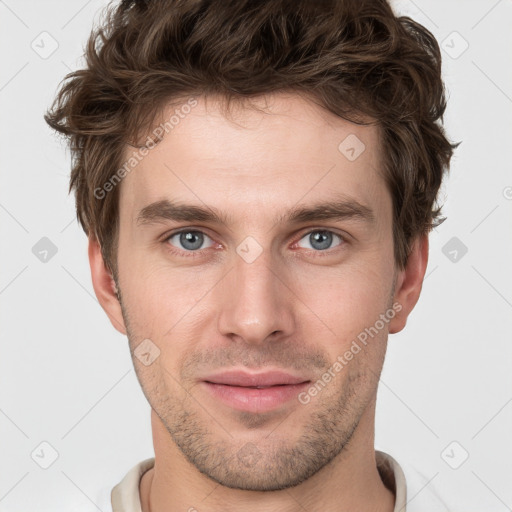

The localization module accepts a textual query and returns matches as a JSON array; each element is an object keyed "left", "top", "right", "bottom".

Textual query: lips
[
  {"left": 201, "top": 370, "right": 312, "bottom": 412},
  {"left": 202, "top": 369, "right": 310, "bottom": 388}
]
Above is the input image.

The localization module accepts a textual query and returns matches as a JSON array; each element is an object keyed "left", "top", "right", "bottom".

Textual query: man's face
[{"left": 112, "top": 92, "right": 400, "bottom": 490}]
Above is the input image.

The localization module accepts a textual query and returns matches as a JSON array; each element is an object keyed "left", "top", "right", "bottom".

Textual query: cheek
[
  {"left": 295, "top": 261, "right": 393, "bottom": 346},
  {"left": 120, "top": 260, "right": 216, "bottom": 348}
]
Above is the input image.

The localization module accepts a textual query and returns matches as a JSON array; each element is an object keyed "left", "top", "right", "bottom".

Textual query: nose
[{"left": 216, "top": 243, "right": 296, "bottom": 346}]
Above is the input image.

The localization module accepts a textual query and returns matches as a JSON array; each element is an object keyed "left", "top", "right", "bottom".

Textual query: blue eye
[
  {"left": 297, "top": 230, "right": 344, "bottom": 251},
  {"left": 166, "top": 230, "right": 214, "bottom": 252}
]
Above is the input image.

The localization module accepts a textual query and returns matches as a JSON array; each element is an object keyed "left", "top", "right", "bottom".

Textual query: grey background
[{"left": 0, "top": 0, "right": 511, "bottom": 510}]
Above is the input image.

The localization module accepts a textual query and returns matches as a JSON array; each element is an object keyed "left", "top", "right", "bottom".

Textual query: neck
[{"left": 140, "top": 403, "right": 395, "bottom": 512}]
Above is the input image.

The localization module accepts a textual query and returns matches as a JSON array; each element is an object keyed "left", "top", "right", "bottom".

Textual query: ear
[
  {"left": 388, "top": 234, "right": 429, "bottom": 334},
  {"left": 88, "top": 235, "right": 127, "bottom": 335}
]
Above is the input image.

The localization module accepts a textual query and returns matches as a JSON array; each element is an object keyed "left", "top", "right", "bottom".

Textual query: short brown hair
[{"left": 45, "top": 0, "right": 459, "bottom": 278}]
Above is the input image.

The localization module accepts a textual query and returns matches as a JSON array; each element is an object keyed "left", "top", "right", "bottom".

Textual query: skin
[{"left": 89, "top": 91, "right": 428, "bottom": 512}]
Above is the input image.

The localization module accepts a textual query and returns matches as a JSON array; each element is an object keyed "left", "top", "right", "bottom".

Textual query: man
[{"left": 45, "top": 0, "right": 458, "bottom": 510}]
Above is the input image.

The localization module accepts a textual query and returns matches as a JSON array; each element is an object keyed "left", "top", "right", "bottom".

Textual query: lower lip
[{"left": 201, "top": 381, "right": 310, "bottom": 413}]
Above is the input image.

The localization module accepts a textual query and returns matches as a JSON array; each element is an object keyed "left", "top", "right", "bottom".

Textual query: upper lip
[{"left": 203, "top": 369, "right": 311, "bottom": 387}]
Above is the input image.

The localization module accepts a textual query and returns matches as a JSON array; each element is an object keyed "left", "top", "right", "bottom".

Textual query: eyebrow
[{"left": 136, "top": 196, "right": 375, "bottom": 228}]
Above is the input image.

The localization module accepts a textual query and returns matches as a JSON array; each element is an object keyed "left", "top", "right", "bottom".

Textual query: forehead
[{"left": 118, "top": 92, "right": 387, "bottom": 226}]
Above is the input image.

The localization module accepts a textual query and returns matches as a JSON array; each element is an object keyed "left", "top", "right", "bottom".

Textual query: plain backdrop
[{"left": 1, "top": 0, "right": 511, "bottom": 510}]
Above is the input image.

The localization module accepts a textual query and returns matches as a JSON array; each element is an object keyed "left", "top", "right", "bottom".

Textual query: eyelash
[{"left": 162, "top": 228, "right": 347, "bottom": 259}]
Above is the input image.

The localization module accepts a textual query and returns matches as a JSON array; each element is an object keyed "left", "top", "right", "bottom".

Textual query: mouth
[
  {"left": 200, "top": 369, "right": 311, "bottom": 413},
  {"left": 205, "top": 384, "right": 297, "bottom": 388},
  {"left": 202, "top": 369, "right": 310, "bottom": 387}
]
